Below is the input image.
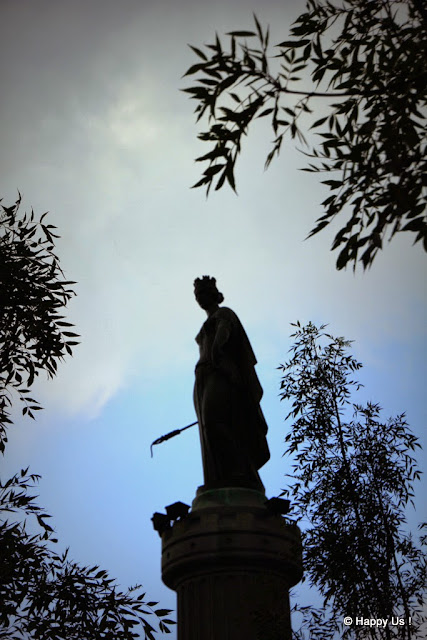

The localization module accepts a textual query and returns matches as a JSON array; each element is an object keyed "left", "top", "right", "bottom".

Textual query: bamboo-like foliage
[
  {"left": 0, "top": 195, "right": 175, "bottom": 639},
  {"left": 184, "top": 0, "right": 427, "bottom": 270},
  {"left": 0, "top": 193, "right": 79, "bottom": 452},
  {"left": 279, "top": 322, "right": 426, "bottom": 639},
  {"left": 0, "top": 470, "right": 175, "bottom": 639}
]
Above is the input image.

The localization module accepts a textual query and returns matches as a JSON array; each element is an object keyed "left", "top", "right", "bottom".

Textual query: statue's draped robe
[{"left": 194, "top": 307, "right": 270, "bottom": 489}]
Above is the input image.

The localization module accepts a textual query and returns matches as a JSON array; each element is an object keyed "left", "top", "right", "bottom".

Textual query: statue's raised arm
[{"left": 193, "top": 276, "right": 270, "bottom": 491}]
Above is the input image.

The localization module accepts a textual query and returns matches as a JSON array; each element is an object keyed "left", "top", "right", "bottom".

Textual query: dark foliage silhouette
[
  {"left": 280, "top": 322, "right": 426, "bottom": 639},
  {"left": 184, "top": 0, "right": 427, "bottom": 270},
  {"left": 0, "top": 194, "right": 175, "bottom": 639}
]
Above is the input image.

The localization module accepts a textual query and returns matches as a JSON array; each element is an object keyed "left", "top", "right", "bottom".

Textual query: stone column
[{"left": 160, "top": 487, "right": 303, "bottom": 640}]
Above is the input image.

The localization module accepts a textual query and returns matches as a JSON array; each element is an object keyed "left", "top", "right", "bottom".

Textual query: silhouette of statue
[{"left": 193, "top": 276, "right": 270, "bottom": 491}]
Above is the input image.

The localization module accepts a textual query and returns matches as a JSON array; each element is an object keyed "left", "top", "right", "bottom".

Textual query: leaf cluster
[
  {"left": 0, "top": 193, "right": 79, "bottom": 451},
  {"left": 291, "top": 602, "right": 337, "bottom": 640},
  {"left": 279, "top": 322, "right": 426, "bottom": 639},
  {"left": 0, "top": 195, "right": 175, "bottom": 637},
  {"left": 184, "top": 1, "right": 427, "bottom": 269},
  {"left": 0, "top": 470, "right": 175, "bottom": 639}
]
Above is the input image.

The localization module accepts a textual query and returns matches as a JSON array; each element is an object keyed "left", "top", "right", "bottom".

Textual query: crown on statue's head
[
  {"left": 194, "top": 276, "right": 224, "bottom": 305},
  {"left": 194, "top": 275, "right": 217, "bottom": 293}
]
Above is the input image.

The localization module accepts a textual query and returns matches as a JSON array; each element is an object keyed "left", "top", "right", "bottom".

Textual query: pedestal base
[{"left": 161, "top": 488, "right": 302, "bottom": 640}]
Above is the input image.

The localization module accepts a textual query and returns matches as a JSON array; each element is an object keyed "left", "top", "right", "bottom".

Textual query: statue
[{"left": 193, "top": 276, "right": 270, "bottom": 491}]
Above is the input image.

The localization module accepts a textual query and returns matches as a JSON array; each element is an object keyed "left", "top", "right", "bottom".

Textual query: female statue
[{"left": 193, "top": 276, "right": 270, "bottom": 491}]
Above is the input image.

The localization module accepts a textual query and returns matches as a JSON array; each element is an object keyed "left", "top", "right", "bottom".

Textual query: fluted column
[{"left": 160, "top": 488, "right": 303, "bottom": 640}]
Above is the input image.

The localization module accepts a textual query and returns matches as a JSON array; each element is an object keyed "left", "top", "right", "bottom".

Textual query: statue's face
[{"left": 195, "top": 288, "right": 217, "bottom": 310}]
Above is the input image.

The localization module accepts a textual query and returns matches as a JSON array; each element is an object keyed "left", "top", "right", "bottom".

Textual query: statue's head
[{"left": 194, "top": 275, "right": 224, "bottom": 311}]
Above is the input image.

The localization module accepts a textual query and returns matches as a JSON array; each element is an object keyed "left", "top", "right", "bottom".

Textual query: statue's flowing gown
[{"left": 194, "top": 306, "right": 270, "bottom": 489}]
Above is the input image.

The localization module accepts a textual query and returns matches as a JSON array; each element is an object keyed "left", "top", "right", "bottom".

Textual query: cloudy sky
[{"left": 1, "top": 0, "right": 426, "bottom": 636}]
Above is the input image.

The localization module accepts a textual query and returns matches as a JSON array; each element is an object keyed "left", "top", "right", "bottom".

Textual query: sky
[{"left": 1, "top": 0, "right": 426, "bottom": 637}]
